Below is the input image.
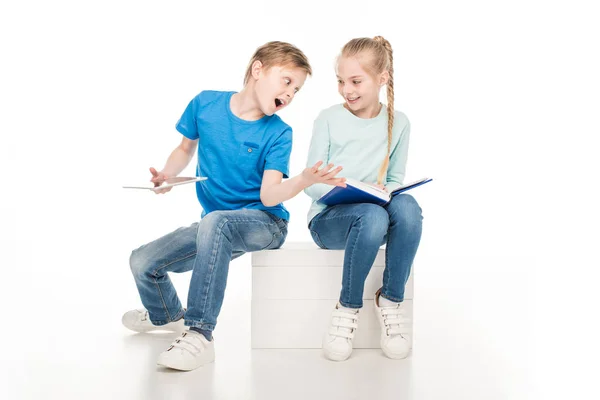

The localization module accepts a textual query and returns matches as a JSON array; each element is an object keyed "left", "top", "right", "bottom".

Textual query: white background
[{"left": 1, "top": 0, "right": 599, "bottom": 398}]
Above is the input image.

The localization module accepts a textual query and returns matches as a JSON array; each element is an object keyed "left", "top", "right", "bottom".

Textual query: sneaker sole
[
  {"left": 322, "top": 347, "right": 352, "bottom": 362},
  {"left": 156, "top": 347, "right": 215, "bottom": 371},
  {"left": 381, "top": 346, "right": 411, "bottom": 360}
]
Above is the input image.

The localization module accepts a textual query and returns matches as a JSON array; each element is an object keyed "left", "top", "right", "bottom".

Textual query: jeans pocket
[
  {"left": 260, "top": 216, "right": 288, "bottom": 250},
  {"left": 276, "top": 218, "right": 288, "bottom": 234},
  {"left": 263, "top": 231, "right": 284, "bottom": 250}
]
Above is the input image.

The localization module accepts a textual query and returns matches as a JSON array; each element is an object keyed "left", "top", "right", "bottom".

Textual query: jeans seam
[
  {"left": 151, "top": 251, "right": 197, "bottom": 277},
  {"left": 199, "top": 217, "right": 228, "bottom": 321},
  {"left": 384, "top": 240, "right": 391, "bottom": 295},
  {"left": 380, "top": 291, "right": 404, "bottom": 303},
  {"left": 151, "top": 277, "right": 172, "bottom": 321},
  {"left": 344, "top": 217, "right": 362, "bottom": 307},
  {"left": 339, "top": 299, "right": 362, "bottom": 309},
  {"left": 150, "top": 251, "right": 196, "bottom": 321}
]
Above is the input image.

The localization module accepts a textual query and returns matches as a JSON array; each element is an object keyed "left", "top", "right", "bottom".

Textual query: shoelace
[
  {"left": 329, "top": 309, "right": 359, "bottom": 339},
  {"left": 380, "top": 306, "right": 409, "bottom": 336},
  {"left": 167, "top": 332, "right": 207, "bottom": 354}
]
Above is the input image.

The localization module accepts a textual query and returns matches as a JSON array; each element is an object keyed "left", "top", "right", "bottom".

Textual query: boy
[{"left": 122, "top": 41, "right": 345, "bottom": 371}]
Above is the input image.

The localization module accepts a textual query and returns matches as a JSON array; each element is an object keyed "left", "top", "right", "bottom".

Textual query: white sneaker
[
  {"left": 121, "top": 309, "right": 185, "bottom": 333},
  {"left": 322, "top": 304, "right": 359, "bottom": 361},
  {"left": 374, "top": 289, "right": 411, "bottom": 359},
  {"left": 157, "top": 330, "right": 215, "bottom": 371}
]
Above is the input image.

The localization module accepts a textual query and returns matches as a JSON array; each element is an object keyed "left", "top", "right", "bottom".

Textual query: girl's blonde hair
[
  {"left": 340, "top": 36, "right": 394, "bottom": 184},
  {"left": 244, "top": 41, "right": 312, "bottom": 85}
]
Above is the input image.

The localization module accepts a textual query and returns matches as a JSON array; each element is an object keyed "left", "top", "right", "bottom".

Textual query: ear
[
  {"left": 251, "top": 60, "right": 263, "bottom": 80},
  {"left": 379, "top": 70, "right": 390, "bottom": 86}
]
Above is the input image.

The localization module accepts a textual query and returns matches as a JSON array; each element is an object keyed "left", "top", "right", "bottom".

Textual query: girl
[{"left": 304, "top": 36, "right": 423, "bottom": 361}]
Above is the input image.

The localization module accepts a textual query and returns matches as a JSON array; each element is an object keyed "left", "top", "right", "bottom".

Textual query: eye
[
  {"left": 337, "top": 79, "right": 343, "bottom": 84},
  {"left": 353, "top": 80, "right": 361, "bottom": 84},
  {"left": 284, "top": 78, "right": 291, "bottom": 85}
]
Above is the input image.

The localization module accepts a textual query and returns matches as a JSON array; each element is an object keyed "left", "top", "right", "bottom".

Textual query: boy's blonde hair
[
  {"left": 340, "top": 36, "right": 395, "bottom": 184},
  {"left": 244, "top": 41, "right": 312, "bottom": 85}
]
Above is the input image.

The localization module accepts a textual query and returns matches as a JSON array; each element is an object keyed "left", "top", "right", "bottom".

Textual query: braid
[{"left": 374, "top": 36, "right": 394, "bottom": 185}]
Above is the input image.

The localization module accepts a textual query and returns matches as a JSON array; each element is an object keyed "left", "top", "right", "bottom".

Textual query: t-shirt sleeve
[
  {"left": 264, "top": 128, "right": 293, "bottom": 178},
  {"left": 304, "top": 114, "right": 333, "bottom": 201},
  {"left": 386, "top": 117, "right": 410, "bottom": 192},
  {"left": 175, "top": 94, "right": 201, "bottom": 140}
]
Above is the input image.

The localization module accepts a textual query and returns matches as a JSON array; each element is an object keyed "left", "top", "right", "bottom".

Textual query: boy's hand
[
  {"left": 302, "top": 161, "right": 347, "bottom": 187},
  {"left": 149, "top": 167, "right": 172, "bottom": 194}
]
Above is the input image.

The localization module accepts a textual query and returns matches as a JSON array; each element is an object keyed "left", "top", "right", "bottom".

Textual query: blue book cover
[{"left": 318, "top": 177, "right": 432, "bottom": 207}]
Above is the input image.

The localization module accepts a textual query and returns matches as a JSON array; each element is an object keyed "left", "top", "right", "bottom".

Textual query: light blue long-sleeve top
[{"left": 304, "top": 103, "right": 411, "bottom": 225}]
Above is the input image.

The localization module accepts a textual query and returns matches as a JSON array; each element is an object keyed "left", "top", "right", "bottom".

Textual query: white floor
[{"left": 1, "top": 251, "right": 582, "bottom": 400}]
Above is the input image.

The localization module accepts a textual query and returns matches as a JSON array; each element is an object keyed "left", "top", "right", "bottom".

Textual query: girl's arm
[
  {"left": 386, "top": 119, "right": 410, "bottom": 192},
  {"left": 304, "top": 115, "right": 336, "bottom": 201}
]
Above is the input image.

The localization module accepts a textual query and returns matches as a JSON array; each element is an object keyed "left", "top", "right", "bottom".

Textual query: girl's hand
[
  {"left": 303, "top": 161, "right": 347, "bottom": 187},
  {"left": 149, "top": 167, "right": 172, "bottom": 194}
]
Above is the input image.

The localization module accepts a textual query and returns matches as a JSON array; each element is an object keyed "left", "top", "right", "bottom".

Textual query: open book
[
  {"left": 122, "top": 176, "right": 207, "bottom": 191},
  {"left": 318, "top": 177, "right": 432, "bottom": 206}
]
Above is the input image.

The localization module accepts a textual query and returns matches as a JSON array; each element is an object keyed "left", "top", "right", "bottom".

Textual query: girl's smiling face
[{"left": 336, "top": 56, "right": 387, "bottom": 118}]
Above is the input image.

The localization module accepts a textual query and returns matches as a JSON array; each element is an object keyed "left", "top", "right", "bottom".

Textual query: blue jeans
[
  {"left": 309, "top": 194, "right": 423, "bottom": 308},
  {"left": 129, "top": 209, "right": 288, "bottom": 331}
]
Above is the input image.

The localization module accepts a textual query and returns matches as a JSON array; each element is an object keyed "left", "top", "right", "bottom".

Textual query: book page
[{"left": 345, "top": 178, "right": 390, "bottom": 201}]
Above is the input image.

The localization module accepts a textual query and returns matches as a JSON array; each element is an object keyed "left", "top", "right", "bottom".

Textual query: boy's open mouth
[{"left": 274, "top": 98, "right": 285, "bottom": 108}]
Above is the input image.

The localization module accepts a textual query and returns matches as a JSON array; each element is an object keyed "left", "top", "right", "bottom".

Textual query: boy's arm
[
  {"left": 151, "top": 94, "right": 202, "bottom": 193},
  {"left": 260, "top": 162, "right": 345, "bottom": 207},
  {"left": 385, "top": 119, "right": 410, "bottom": 193},
  {"left": 259, "top": 124, "right": 344, "bottom": 207},
  {"left": 150, "top": 137, "right": 198, "bottom": 194},
  {"left": 160, "top": 137, "right": 198, "bottom": 177}
]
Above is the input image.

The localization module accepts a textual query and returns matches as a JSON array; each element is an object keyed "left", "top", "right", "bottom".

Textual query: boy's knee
[
  {"left": 129, "top": 248, "right": 150, "bottom": 279},
  {"left": 197, "top": 211, "right": 230, "bottom": 239},
  {"left": 199, "top": 211, "right": 228, "bottom": 229}
]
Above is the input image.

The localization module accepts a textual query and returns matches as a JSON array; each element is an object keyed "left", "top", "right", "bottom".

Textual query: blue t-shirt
[{"left": 176, "top": 90, "right": 292, "bottom": 220}]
